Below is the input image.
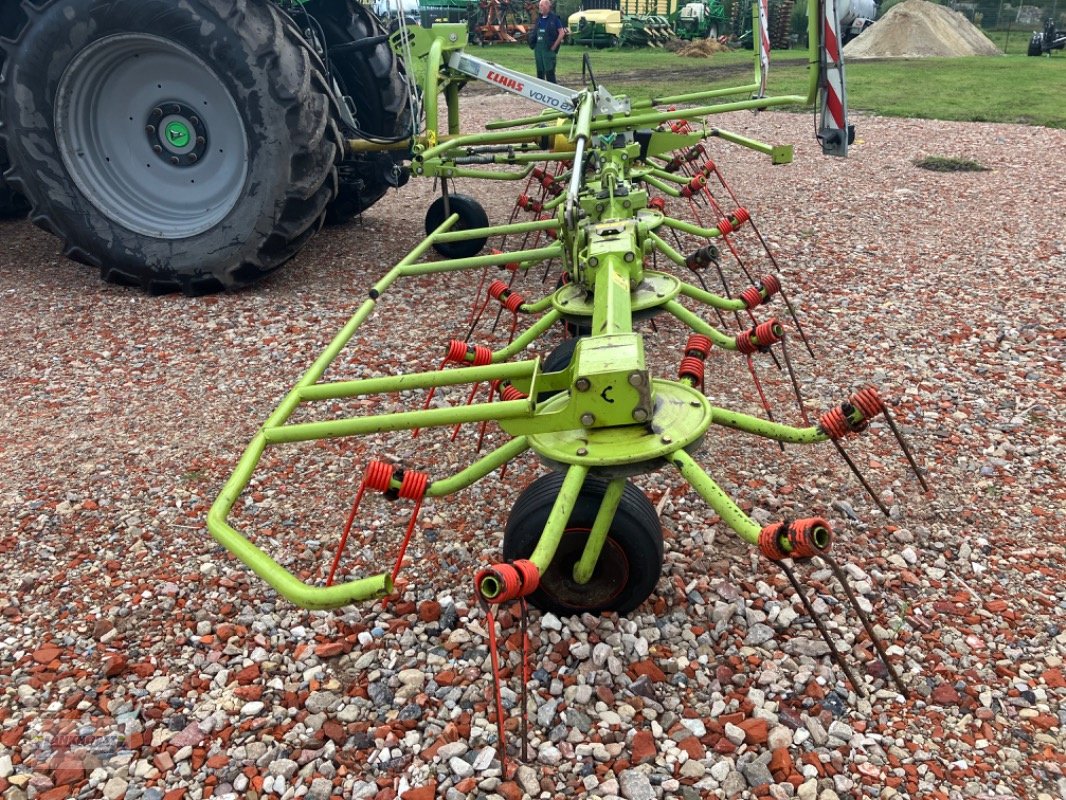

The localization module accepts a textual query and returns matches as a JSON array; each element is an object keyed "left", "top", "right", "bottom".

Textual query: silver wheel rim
[{"left": 54, "top": 33, "right": 249, "bottom": 239}]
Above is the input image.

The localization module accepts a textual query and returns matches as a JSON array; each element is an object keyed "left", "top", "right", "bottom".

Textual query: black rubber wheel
[
  {"left": 503, "top": 472, "right": 663, "bottom": 616},
  {"left": 1028, "top": 32, "right": 1044, "bottom": 56},
  {"left": 301, "top": 0, "right": 413, "bottom": 226},
  {"left": 0, "top": 0, "right": 342, "bottom": 294},
  {"left": 424, "top": 194, "right": 489, "bottom": 259},
  {"left": 538, "top": 336, "right": 579, "bottom": 402},
  {"left": 0, "top": 148, "right": 28, "bottom": 219}
]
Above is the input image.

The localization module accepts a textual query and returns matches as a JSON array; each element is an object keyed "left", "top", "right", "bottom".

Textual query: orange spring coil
[
  {"left": 500, "top": 383, "right": 527, "bottom": 401},
  {"left": 739, "top": 285, "right": 763, "bottom": 309},
  {"left": 702, "top": 158, "right": 716, "bottom": 172},
  {"left": 475, "top": 559, "right": 540, "bottom": 604},
  {"left": 648, "top": 197, "right": 666, "bottom": 212},
  {"left": 851, "top": 387, "right": 885, "bottom": 421},
  {"left": 686, "top": 333, "right": 712, "bottom": 358},
  {"left": 538, "top": 215, "right": 558, "bottom": 239},
  {"left": 398, "top": 469, "right": 429, "bottom": 500},
  {"left": 488, "top": 280, "right": 509, "bottom": 300},
  {"left": 761, "top": 274, "right": 781, "bottom": 296},
  {"left": 445, "top": 339, "right": 492, "bottom": 366},
  {"left": 735, "top": 319, "right": 781, "bottom": 354},
  {"left": 758, "top": 522, "right": 790, "bottom": 560},
  {"left": 363, "top": 460, "right": 395, "bottom": 492},
  {"left": 678, "top": 356, "right": 705, "bottom": 386},
  {"left": 732, "top": 207, "right": 750, "bottom": 225},
  {"left": 489, "top": 249, "right": 520, "bottom": 271},
  {"left": 788, "top": 517, "right": 832, "bottom": 558},
  {"left": 517, "top": 194, "right": 543, "bottom": 213},
  {"left": 683, "top": 175, "right": 707, "bottom": 197},
  {"left": 818, "top": 406, "right": 851, "bottom": 440}
]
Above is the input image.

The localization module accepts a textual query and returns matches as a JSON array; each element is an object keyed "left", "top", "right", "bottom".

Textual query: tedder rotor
[{"left": 208, "top": 0, "right": 927, "bottom": 765}]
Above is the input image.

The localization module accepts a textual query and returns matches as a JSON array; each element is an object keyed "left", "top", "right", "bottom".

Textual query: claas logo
[{"left": 486, "top": 70, "right": 524, "bottom": 92}]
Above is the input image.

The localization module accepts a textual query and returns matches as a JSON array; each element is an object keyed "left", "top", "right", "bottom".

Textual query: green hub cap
[
  {"left": 164, "top": 121, "right": 190, "bottom": 149},
  {"left": 528, "top": 379, "right": 712, "bottom": 477}
]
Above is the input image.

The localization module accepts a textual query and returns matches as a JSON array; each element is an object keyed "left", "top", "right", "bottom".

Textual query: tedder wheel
[
  {"left": 0, "top": 148, "right": 28, "bottom": 219},
  {"left": 0, "top": 0, "right": 341, "bottom": 294},
  {"left": 424, "top": 194, "right": 489, "bottom": 259},
  {"left": 503, "top": 472, "right": 664, "bottom": 616},
  {"left": 301, "top": 0, "right": 413, "bottom": 225},
  {"left": 537, "top": 336, "right": 580, "bottom": 402}
]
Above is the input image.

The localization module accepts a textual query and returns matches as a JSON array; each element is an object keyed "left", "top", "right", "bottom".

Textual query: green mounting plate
[
  {"left": 554, "top": 270, "right": 681, "bottom": 328},
  {"left": 529, "top": 379, "right": 712, "bottom": 477}
]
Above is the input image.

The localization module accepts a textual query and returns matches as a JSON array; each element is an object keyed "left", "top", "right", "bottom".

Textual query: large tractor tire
[
  {"left": 0, "top": 147, "right": 28, "bottom": 218},
  {"left": 0, "top": 0, "right": 342, "bottom": 294},
  {"left": 301, "top": 0, "right": 414, "bottom": 225}
]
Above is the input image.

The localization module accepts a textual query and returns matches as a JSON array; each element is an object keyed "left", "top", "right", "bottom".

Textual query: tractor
[
  {"left": 1028, "top": 18, "right": 1066, "bottom": 55},
  {"left": 0, "top": 0, "right": 413, "bottom": 294}
]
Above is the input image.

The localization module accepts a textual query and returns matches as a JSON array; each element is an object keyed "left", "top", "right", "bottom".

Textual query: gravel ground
[{"left": 1, "top": 92, "right": 1064, "bottom": 800}]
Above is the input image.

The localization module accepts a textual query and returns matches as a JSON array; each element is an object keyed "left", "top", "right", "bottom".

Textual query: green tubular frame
[{"left": 209, "top": 0, "right": 857, "bottom": 609}]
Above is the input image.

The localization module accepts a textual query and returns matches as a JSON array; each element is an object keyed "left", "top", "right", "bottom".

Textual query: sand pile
[
  {"left": 844, "top": 0, "right": 1002, "bottom": 58},
  {"left": 675, "top": 38, "right": 730, "bottom": 57}
]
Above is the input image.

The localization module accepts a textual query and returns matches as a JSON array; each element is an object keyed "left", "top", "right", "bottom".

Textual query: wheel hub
[
  {"left": 527, "top": 379, "right": 712, "bottom": 477},
  {"left": 147, "top": 103, "right": 208, "bottom": 167}
]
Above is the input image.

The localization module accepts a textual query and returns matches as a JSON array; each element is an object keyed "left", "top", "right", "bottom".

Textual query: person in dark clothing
[{"left": 533, "top": 0, "right": 566, "bottom": 83}]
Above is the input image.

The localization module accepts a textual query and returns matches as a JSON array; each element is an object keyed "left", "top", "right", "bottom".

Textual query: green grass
[{"left": 475, "top": 42, "right": 1066, "bottom": 128}]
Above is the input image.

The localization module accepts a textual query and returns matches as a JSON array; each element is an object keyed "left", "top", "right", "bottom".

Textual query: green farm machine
[
  {"left": 3, "top": 0, "right": 925, "bottom": 743},
  {"left": 568, "top": 0, "right": 728, "bottom": 47}
]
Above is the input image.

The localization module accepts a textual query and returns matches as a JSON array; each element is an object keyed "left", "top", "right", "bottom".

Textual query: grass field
[{"left": 474, "top": 36, "right": 1066, "bottom": 128}]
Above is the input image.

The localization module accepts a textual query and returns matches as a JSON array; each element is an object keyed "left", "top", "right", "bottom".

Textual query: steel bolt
[
  {"left": 628, "top": 371, "right": 644, "bottom": 387},
  {"left": 575, "top": 377, "right": 591, "bottom": 392},
  {"left": 588, "top": 256, "right": 599, "bottom": 267},
  {"left": 151, "top": 107, "right": 162, "bottom": 118},
  {"left": 170, "top": 157, "right": 180, "bottom": 165},
  {"left": 580, "top": 413, "right": 596, "bottom": 427},
  {"left": 188, "top": 153, "right": 198, "bottom": 163},
  {"left": 576, "top": 447, "right": 588, "bottom": 456},
  {"left": 190, "top": 116, "right": 199, "bottom": 125},
  {"left": 145, "top": 125, "right": 156, "bottom": 134},
  {"left": 632, "top": 408, "right": 648, "bottom": 422},
  {"left": 661, "top": 435, "right": 673, "bottom": 444},
  {"left": 153, "top": 145, "right": 163, "bottom": 154},
  {"left": 624, "top": 251, "right": 635, "bottom": 262}
]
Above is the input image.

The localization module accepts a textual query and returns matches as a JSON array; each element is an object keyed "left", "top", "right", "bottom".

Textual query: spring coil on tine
[
  {"left": 445, "top": 339, "right": 493, "bottom": 366},
  {"left": 475, "top": 559, "right": 540, "bottom": 604},
  {"left": 499, "top": 383, "right": 526, "bottom": 402},
  {"left": 362, "top": 460, "right": 395, "bottom": 493},
  {"left": 648, "top": 196, "right": 666, "bottom": 212},
  {"left": 758, "top": 518, "right": 832, "bottom": 561},
  {"left": 678, "top": 356, "right": 705, "bottom": 387},
  {"left": 685, "top": 333, "right": 712, "bottom": 359},
  {"left": 735, "top": 319, "right": 781, "bottom": 354}
]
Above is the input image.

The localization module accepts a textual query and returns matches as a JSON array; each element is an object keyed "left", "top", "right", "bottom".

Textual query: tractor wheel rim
[
  {"left": 54, "top": 33, "right": 249, "bottom": 239},
  {"left": 539, "top": 529, "right": 629, "bottom": 611}
]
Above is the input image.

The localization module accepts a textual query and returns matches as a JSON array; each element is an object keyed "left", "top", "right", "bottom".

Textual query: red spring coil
[
  {"left": 735, "top": 320, "right": 781, "bottom": 354},
  {"left": 678, "top": 355, "right": 705, "bottom": 386},
  {"left": 445, "top": 340, "right": 492, "bottom": 365},
  {"left": 758, "top": 522, "right": 789, "bottom": 561},
  {"left": 685, "top": 333, "right": 712, "bottom": 359},
  {"left": 475, "top": 559, "right": 540, "bottom": 604},
  {"left": 702, "top": 157, "right": 716, "bottom": 171},
  {"left": 559, "top": 271, "right": 571, "bottom": 285},
  {"left": 819, "top": 406, "right": 851, "bottom": 440},
  {"left": 732, "top": 207, "right": 750, "bottom": 226},
  {"left": 517, "top": 194, "right": 543, "bottom": 213},
  {"left": 787, "top": 517, "right": 832, "bottom": 558},
  {"left": 753, "top": 319, "right": 782, "bottom": 347},
  {"left": 740, "top": 285, "right": 763, "bottom": 310},
  {"left": 717, "top": 217, "right": 734, "bottom": 236},
  {"left": 531, "top": 167, "right": 547, "bottom": 182},
  {"left": 504, "top": 292, "right": 525, "bottom": 313},
  {"left": 851, "top": 387, "right": 885, "bottom": 421},
  {"left": 682, "top": 175, "right": 707, "bottom": 198},
  {"left": 398, "top": 469, "right": 429, "bottom": 500},
  {"left": 538, "top": 215, "right": 558, "bottom": 238},
  {"left": 686, "top": 145, "right": 705, "bottom": 164},
  {"left": 444, "top": 339, "right": 468, "bottom": 363},
  {"left": 500, "top": 383, "right": 527, "bottom": 401},
  {"left": 664, "top": 156, "right": 682, "bottom": 173},
  {"left": 490, "top": 249, "right": 520, "bottom": 271},
  {"left": 488, "top": 280, "right": 509, "bottom": 300},
  {"left": 648, "top": 197, "right": 666, "bottom": 212},
  {"left": 761, "top": 274, "right": 781, "bottom": 297},
  {"left": 363, "top": 460, "right": 395, "bottom": 492}
]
